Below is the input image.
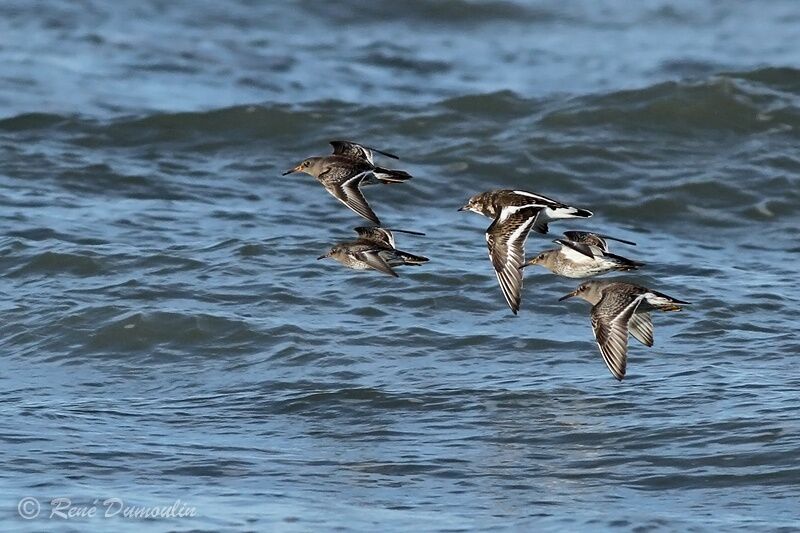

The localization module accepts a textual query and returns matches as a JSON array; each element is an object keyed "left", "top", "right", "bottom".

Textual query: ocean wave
[
  {"left": 298, "top": 0, "right": 559, "bottom": 25},
  {"left": 540, "top": 73, "right": 799, "bottom": 134},
  {"left": 3, "top": 66, "right": 796, "bottom": 143},
  {"left": 0, "top": 112, "right": 75, "bottom": 132},
  {"left": 85, "top": 310, "right": 268, "bottom": 356},
  {"left": 8, "top": 251, "right": 106, "bottom": 277}
]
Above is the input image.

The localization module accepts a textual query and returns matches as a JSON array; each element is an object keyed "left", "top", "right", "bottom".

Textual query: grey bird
[
  {"left": 459, "top": 189, "right": 593, "bottom": 315},
  {"left": 318, "top": 227, "right": 428, "bottom": 277},
  {"left": 524, "top": 231, "right": 643, "bottom": 278},
  {"left": 283, "top": 141, "right": 413, "bottom": 225},
  {"left": 560, "top": 280, "right": 690, "bottom": 381}
]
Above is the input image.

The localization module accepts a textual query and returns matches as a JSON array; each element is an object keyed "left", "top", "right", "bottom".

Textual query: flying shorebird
[
  {"left": 318, "top": 227, "right": 428, "bottom": 277},
  {"left": 560, "top": 280, "right": 689, "bottom": 381},
  {"left": 524, "top": 231, "right": 643, "bottom": 278},
  {"left": 459, "top": 189, "right": 593, "bottom": 314},
  {"left": 283, "top": 141, "right": 412, "bottom": 225}
]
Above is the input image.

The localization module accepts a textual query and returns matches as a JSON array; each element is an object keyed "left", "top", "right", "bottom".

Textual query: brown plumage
[
  {"left": 459, "top": 189, "right": 593, "bottom": 314},
  {"left": 318, "top": 227, "right": 428, "bottom": 277},
  {"left": 560, "top": 280, "right": 689, "bottom": 381},
  {"left": 283, "top": 141, "right": 412, "bottom": 225}
]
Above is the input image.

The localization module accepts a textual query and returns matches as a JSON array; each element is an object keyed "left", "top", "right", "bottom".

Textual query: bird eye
[{"left": 302, "top": 161, "right": 309, "bottom": 167}]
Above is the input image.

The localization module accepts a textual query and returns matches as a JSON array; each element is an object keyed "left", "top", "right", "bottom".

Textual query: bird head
[
  {"left": 560, "top": 280, "right": 608, "bottom": 303},
  {"left": 523, "top": 251, "right": 549, "bottom": 269},
  {"left": 283, "top": 157, "right": 323, "bottom": 177},
  {"left": 457, "top": 192, "right": 487, "bottom": 214},
  {"left": 559, "top": 282, "right": 591, "bottom": 302}
]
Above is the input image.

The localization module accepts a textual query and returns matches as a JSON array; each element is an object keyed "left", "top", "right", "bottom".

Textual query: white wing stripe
[{"left": 511, "top": 190, "right": 559, "bottom": 205}]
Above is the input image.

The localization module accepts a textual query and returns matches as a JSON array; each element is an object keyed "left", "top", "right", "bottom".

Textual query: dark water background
[{"left": 1, "top": 1, "right": 799, "bottom": 531}]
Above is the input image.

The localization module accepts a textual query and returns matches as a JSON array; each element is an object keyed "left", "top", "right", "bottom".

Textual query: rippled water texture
[{"left": 1, "top": 1, "right": 800, "bottom": 531}]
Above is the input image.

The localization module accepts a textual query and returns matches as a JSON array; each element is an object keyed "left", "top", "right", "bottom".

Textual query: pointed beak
[
  {"left": 282, "top": 164, "right": 301, "bottom": 176},
  {"left": 317, "top": 253, "right": 328, "bottom": 260},
  {"left": 457, "top": 205, "right": 467, "bottom": 212},
  {"left": 559, "top": 289, "right": 578, "bottom": 301}
]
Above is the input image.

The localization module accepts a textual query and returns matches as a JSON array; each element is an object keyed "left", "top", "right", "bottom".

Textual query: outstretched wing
[
  {"left": 590, "top": 293, "right": 646, "bottom": 381},
  {"left": 628, "top": 312, "right": 654, "bottom": 347},
  {"left": 327, "top": 172, "right": 381, "bottom": 225},
  {"left": 485, "top": 206, "right": 539, "bottom": 314},
  {"left": 330, "top": 140, "right": 399, "bottom": 165}
]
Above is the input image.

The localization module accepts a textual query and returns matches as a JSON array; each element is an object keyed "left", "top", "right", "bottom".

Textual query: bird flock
[{"left": 284, "top": 141, "right": 689, "bottom": 381}]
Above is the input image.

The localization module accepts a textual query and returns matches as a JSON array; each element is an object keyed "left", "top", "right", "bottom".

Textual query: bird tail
[
  {"left": 607, "top": 253, "right": 645, "bottom": 271},
  {"left": 647, "top": 290, "right": 691, "bottom": 311},
  {"left": 394, "top": 250, "right": 429, "bottom": 265},
  {"left": 372, "top": 167, "right": 413, "bottom": 184},
  {"left": 533, "top": 206, "right": 592, "bottom": 234},
  {"left": 559, "top": 206, "right": 593, "bottom": 218}
]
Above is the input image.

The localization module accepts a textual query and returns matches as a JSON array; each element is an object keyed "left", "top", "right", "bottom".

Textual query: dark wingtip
[
  {"left": 376, "top": 169, "right": 413, "bottom": 183},
  {"left": 614, "top": 236, "right": 637, "bottom": 246},
  {"left": 566, "top": 207, "right": 593, "bottom": 218},
  {"left": 386, "top": 228, "right": 426, "bottom": 236},
  {"left": 620, "top": 260, "right": 645, "bottom": 270}
]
